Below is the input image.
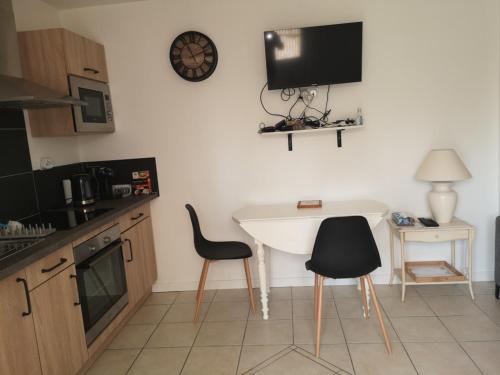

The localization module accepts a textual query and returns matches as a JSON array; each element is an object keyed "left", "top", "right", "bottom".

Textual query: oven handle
[
  {"left": 16, "top": 277, "right": 32, "bottom": 317},
  {"left": 84, "top": 67, "right": 100, "bottom": 74},
  {"left": 70, "top": 274, "right": 81, "bottom": 306},
  {"left": 124, "top": 238, "right": 133, "bottom": 262}
]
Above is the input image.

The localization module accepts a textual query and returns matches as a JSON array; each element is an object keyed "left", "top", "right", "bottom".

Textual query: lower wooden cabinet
[
  {"left": 31, "top": 265, "right": 88, "bottom": 375},
  {"left": 138, "top": 217, "right": 158, "bottom": 290},
  {"left": 0, "top": 271, "right": 42, "bottom": 375}
]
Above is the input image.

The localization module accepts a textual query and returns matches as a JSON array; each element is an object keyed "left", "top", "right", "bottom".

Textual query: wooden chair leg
[
  {"left": 314, "top": 273, "right": 319, "bottom": 321},
  {"left": 243, "top": 258, "right": 256, "bottom": 313},
  {"left": 194, "top": 260, "right": 210, "bottom": 322},
  {"left": 366, "top": 274, "right": 392, "bottom": 354},
  {"left": 360, "top": 276, "right": 369, "bottom": 319},
  {"left": 315, "top": 275, "right": 324, "bottom": 358}
]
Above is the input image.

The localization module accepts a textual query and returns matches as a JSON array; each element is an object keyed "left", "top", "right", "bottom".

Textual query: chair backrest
[
  {"left": 185, "top": 204, "right": 208, "bottom": 258},
  {"left": 309, "top": 216, "right": 381, "bottom": 279}
]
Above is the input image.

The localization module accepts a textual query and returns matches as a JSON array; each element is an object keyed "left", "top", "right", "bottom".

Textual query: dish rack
[{"left": 0, "top": 224, "right": 56, "bottom": 240}]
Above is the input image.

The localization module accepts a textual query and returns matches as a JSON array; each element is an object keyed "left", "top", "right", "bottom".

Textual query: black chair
[
  {"left": 306, "top": 216, "right": 392, "bottom": 357},
  {"left": 185, "top": 204, "right": 256, "bottom": 321}
]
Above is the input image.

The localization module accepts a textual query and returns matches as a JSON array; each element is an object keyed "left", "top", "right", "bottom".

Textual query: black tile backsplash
[
  {"left": 0, "top": 110, "right": 159, "bottom": 221},
  {"left": 0, "top": 172, "right": 38, "bottom": 223},
  {"left": 0, "top": 130, "right": 32, "bottom": 176},
  {"left": 0, "top": 109, "right": 38, "bottom": 223}
]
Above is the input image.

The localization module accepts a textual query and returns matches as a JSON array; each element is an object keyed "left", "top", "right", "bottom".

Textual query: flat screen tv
[{"left": 264, "top": 22, "right": 362, "bottom": 90}]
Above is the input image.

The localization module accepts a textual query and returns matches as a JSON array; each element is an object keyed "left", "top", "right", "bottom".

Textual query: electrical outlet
[{"left": 40, "top": 157, "right": 54, "bottom": 170}]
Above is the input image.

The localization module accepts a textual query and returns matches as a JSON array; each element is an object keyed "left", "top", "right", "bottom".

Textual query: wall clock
[{"left": 169, "top": 31, "right": 218, "bottom": 82}]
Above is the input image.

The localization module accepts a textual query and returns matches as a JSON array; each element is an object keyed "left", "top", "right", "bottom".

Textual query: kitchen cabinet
[
  {"left": 31, "top": 265, "right": 88, "bottom": 375},
  {"left": 17, "top": 28, "right": 109, "bottom": 137},
  {"left": 138, "top": 217, "right": 158, "bottom": 289},
  {"left": 0, "top": 271, "right": 42, "bottom": 375}
]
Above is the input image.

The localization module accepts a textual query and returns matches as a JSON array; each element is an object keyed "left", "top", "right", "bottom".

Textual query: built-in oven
[
  {"left": 74, "top": 224, "right": 128, "bottom": 345},
  {"left": 68, "top": 75, "right": 115, "bottom": 133}
]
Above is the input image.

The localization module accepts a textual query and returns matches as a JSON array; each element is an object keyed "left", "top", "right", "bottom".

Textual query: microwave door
[{"left": 69, "top": 75, "right": 115, "bottom": 133}]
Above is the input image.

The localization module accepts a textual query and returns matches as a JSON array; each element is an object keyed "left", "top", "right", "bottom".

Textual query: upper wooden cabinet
[
  {"left": 0, "top": 271, "right": 42, "bottom": 375},
  {"left": 17, "top": 28, "right": 109, "bottom": 137}
]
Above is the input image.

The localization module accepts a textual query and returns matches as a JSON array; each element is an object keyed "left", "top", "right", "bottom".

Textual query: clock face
[{"left": 169, "top": 31, "right": 218, "bottom": 82}]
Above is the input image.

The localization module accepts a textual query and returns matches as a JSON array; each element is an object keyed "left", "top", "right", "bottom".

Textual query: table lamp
[{"left": 415, "top": 149, "right": 471, "bottom": 224}]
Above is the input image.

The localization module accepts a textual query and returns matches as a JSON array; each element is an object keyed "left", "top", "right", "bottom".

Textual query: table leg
[
  {"left": 467, "top": 230, "right": 475, "bottom": 300},
  {"left": 400, "top": 233, "right": 406, "bottom": 301},
  {"left": 255, "top": 240, "right": 269, "bottom": 319},
  {"left": 265, "top": 246, "right": 271, "bottom": 293},
  {"left": 389, "top": 228, "right": 395, "bottom": 285},
  {"left": 451, "top": 240, "right": 455, "bottom": 268}
]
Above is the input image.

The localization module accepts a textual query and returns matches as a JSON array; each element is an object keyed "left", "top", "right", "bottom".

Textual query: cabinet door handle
[
  {"left": 41, "top": 257, "right": 67, "bottom": 273},
  {"left": 83, "top": 67, "right": 100, "bottom": 74},
  {"left": 16, "top": 278, "right": 32, "bottom": 317},
  {"left": 131, "top": 213, "right": 144, "bottom": 221},
  {"left": 70, "top": 274, "right": 81, "bottom": 306},
  {"left": 124, "top": 238, "right": 133, "bottom": 262}
]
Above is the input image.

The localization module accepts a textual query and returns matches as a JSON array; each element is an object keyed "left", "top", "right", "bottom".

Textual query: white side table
[{"left": 388, "top": 218, "right": 475, "bottom": 301}]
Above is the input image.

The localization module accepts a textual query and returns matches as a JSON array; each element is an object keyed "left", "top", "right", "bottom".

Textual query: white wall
[
  {"left": 21, "top": 0, "right": 500, "bottom": 290},
  {"left": 13, "top": 0, "right": 82, "bottom": 168}
]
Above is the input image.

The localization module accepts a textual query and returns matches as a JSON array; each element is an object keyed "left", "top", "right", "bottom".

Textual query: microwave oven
[{"left": 69, "top": 75, "right": 115, "bottom": 133}]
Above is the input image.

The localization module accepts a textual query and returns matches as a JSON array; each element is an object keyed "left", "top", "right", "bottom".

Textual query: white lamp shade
[{"left": 415, "top": 149, "right": 471, "bottom": 182}]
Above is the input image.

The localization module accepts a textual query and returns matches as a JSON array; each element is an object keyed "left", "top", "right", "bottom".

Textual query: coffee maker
[{"left": 87, "top": 166, "right": 115, "bottom": 200}]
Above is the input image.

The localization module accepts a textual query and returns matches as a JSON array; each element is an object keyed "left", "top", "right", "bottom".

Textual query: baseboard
[{"left": 152, "top": 270, "right": 494, "bottom": 292}]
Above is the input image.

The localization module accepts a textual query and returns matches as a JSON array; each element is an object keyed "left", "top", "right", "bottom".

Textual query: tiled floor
[{"left": 86, "top": 282, "right": 500, "bottom": 374}]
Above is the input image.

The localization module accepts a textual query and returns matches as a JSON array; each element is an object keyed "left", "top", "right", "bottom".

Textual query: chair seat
[{"left": 204, "top": 240, "right": 252, "bottom": 260}]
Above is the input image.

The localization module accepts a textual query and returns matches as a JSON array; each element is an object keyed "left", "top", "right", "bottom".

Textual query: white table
[{"left": 233, "top": 200, "right": 389, "bottom": 319}]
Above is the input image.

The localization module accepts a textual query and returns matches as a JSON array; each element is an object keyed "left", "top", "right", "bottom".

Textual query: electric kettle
[{"left": 71, "top": 174, "right": 95, "bottom": 206}]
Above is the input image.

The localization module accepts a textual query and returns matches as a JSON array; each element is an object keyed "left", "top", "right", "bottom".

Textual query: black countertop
[{"left": 0, "top": 194, "right": 158, "bottom": 281}]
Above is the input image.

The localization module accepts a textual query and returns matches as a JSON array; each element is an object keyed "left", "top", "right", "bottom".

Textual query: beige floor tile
[
  {"left": 146, "top": 322, "right": 200, "bottom": 348},
  {"left": 161, "top": 302, "right": 209, "bottom": 323},
  {"left": 205, "top": 301, "right": 250, "bottom": 321},
  {"left": 144, "top": 291, "right": 178, "bottom": 305},
  {"left": 249, "top": 299, "right": 292, "bottom": 320},
  {"left": 175, "top": 289, "right": 216, "bottom": 304},
  {"left": 416, "top": 284, "right": 465, "bottom": 296},
  {"left": 128, "top": 304, "right": 170, "bottom": 325},
  {"left": 214, "top": 288, "right": 254, "bottom": 302},
  {"left": 372, "top": 285, "right": 412, "bottom": 298},
  {"left": 237, "top": 345, "right": 289, "bottom": 374},
  {"left": 441, "top": 314, "right": 500, "bottom": 341},
  {"left": 341, "top": 317, "right": 398, "bottom": 344},
  {"left": 244, "top": 320, "right": 293, "bottom": 345},
  {"left": 380, "top": 296, "right": 434, "bottom": 317},
  {"left": 194, "top": 321, "right": 246, "bottom": 346},
  {"left": 293, "top": 319, "right": 344, "bottom": 345},
  {"left": 335, "top": 298, "right": 365, "bottom": 319},
  {"left": 128, "top": 347, "right": 190, "bottom": 375},
  {"left": 181, "top": 346, "right": 241, "bottom": 375},
  {"left": 292, "top": 286, "right": 332, "bottom": 300},
  {"left": 86, "top": 349, "right": 140, "bottom": 375},
  {"left": 269, "top": 287, "right": 292, "bottom": 300},
  {"left": 460, "top": 281, "right": 496, "bottom": 296},
  {"left": 349, "top": 343, "right": 416, "bottom": 375},
  {"left": 390, "top": 316, "right": 453, "bottom": 342},
  {"left": 292, "top": 299, "right": 338, "bottom": 319},
  {"left": 424, "top": 295, "right": 482, "bottom": 316},
  {"left": 297, "top": 344, "right": 354, "bottom": 374},
  {"left": 255, "top": 350, "right": 333, "bottom": 375},
  {"left": 332, "top": 285, "right": 360, "bottom": 299},
  {"left": 405, "top": 342, "right": 481, "bottom": 375},
  {"left": 108, "top": 325, "right": 156, "bottom": 349},
  {"left": 462, "top": 341, "right": 500, "bottom": 375},
  {"left": 474, "top": 294, "right": 500, "bottom": 320}
]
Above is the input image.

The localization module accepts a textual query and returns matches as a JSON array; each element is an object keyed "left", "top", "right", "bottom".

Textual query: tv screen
[{"left": 264, "top": 22, "right": 362, "bottom": 90}]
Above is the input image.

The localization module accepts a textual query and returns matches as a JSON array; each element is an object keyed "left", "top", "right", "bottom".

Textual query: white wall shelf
[{"left": 258, "top": 124, "right": 364, "bottom": 150}]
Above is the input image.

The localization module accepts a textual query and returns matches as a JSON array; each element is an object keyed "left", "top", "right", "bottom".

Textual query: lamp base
[{"left": 428, "top": 182, "right": 457, "bottom": 224}]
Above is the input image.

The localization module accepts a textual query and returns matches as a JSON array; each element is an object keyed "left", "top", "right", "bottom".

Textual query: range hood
[{"left": 0, "top": 0, "right": 86, "bottom": 109}]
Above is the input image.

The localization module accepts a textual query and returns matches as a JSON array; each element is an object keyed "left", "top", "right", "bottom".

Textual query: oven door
[
  {"left": 69, "top": 75, "right": 115, "bottom": 133},
  {"left": 75, "top": 240, "right": 128, "bottom": 345}
]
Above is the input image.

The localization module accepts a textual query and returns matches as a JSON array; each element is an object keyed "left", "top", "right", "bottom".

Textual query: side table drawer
[{"left": 404, "top": 229, "right": 469, "bottom": 242}]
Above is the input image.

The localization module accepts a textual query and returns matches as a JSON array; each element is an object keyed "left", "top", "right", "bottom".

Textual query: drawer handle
[
  {"left": 124, "top": 238, "right": 133, "bottom": 262},
  {"left": 41, "top": 257, "right": 68, "bottom": 273},
  {"left": 70, "top": 274, "right": 81, "bottom": 306},
  {"left": 83, "top": 67, "right": 100, "bottom": 74},
  {"left": 131, "top": 213, "right": 144, "bottom": 220},
  {"left": 16, "top": 278, "right": 32, "bottom": 317}
]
